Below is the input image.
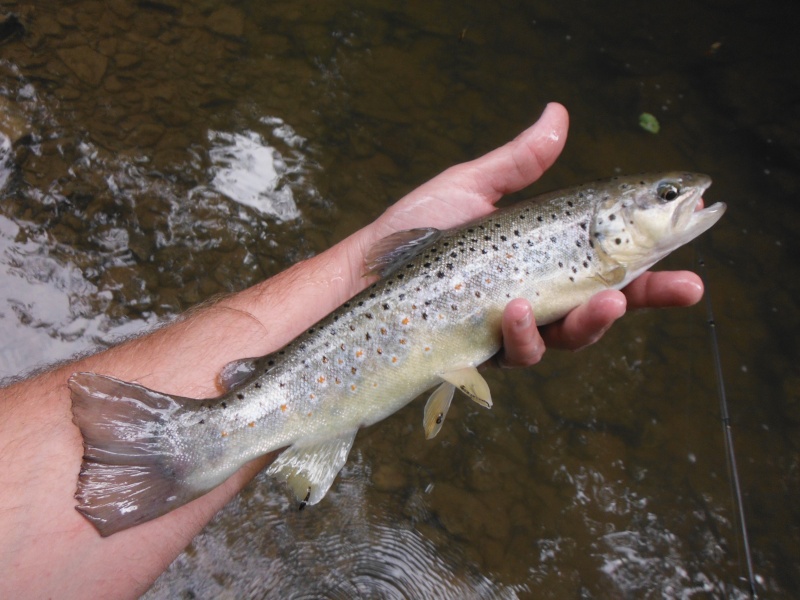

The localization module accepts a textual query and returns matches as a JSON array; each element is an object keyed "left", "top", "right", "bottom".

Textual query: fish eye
[{"left": 657, "top": 182, "right": 681, "bottom": 202}]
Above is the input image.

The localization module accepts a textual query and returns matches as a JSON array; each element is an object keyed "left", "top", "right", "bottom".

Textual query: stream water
[{"left": 1, "top": 0, "right": 798, "bottom": 597}]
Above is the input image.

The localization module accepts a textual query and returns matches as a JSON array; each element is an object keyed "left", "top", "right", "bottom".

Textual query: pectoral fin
[
  {"left": 423, "top": 382, "right": 456, "bottom": 439},
  {"left": 440, "top": 366, "right": 493, "bottom": 408},
  {"left": 266, "top": 430, "right": 358, "bottom": 507}
]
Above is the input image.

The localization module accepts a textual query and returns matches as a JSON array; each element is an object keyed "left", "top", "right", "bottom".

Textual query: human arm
[{"left": 0, "top": 102, "right": 703, "bottom": 599}]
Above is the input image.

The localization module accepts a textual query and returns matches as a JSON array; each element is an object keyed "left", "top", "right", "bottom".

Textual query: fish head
[{"left": 592, "top": 172, "right": 726, "bottom": 279}]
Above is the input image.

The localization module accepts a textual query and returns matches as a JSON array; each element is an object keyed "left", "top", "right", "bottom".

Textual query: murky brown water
[{"left": 1, "top": 0, "right": 798, "bottom": 597}]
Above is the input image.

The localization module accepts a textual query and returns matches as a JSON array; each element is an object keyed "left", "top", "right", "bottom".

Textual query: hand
[{"left": 365, "top": 102, "right": 705, "bottom": 367}]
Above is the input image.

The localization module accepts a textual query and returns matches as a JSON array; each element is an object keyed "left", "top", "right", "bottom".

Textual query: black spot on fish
[
  {"left": 398, "top": 293, "right": 406, "bottom": 301},
  {"left": 569, "top": 276, "right": 575, "bottom": 282},
  {"left": 358, "top": 301, "right": 364, "bottom": 306},
  {"left": 370, "top": 293, "right": 376, "bottom": 299},
  {"left": 481, "top": 249, "right": 488, "bottom": 254},
  {"left": 223, "top": 401, "right": 229, "bottom": 407},
  {"left": 492, "top": 245, "right": 499, "bottom": 251},
  {"left": 550, "top": 236, "right": 557, "bottom": 243},
  {"left": 576, "top": 241, "right": 582, "bottom": 247},
  {"left": 558, "top": 261, "right": 564, "bottom": 267},
  {"left": 583, "top": 261, "right": 589, "bottom": 268},
  {"left": 351, "top": 367, "right": 357, "bottom": 375},
  {"left": 383, "top": 303, "right": 390, "bottom": 310},
  {"left": 567, "top": 200, "right": 574, "bottom": 207},
  {"left": 484, "top": 235, "right": 491, "bottom": 241},
  {"left": 366, "top": 313, "right": 373, "bottom": 319},
  {"left": 255, "top": 382, "right": 261, "bottom": 388},
  {"left": 365, "top": 332, "right": 371, "bottom": 340},
  {"left": 475, "top": 291, "right": 481, "bottom": 298},
  {"left": 500, "top": 235, "right": 507, "bottom": 242},
  {"left": 495, "top": 223, "right": 502, "bottom": 228},
  {"left": 450, "top": 251, "right": 457, "bottom": 258},
  {"left": 349, "top": 324, "right": 356, "bottom": 331},
  {"left": 344, "top": 303, "right": 350, "bottom": 308},
  {"left": 437, "top": 271, "right": 445, "bottom": 278},
  {"left": 424, "top": 262, "right": 431, "bottom": 268},
  {"left": 615, "top": 238, "right": 622, "bottom": 245},
  {"left": 199, "top": 419, "right": 205, "bottom": 425},
  {"left": 268, "top": 360, "right": 275, "bottom": 366},
  {"left": 422, "top": 312, "right": 428, "bottom": 320},
  {"left": 451, "top": 304, "right": 458, "bottom": 311},
  {"left": 609, "top": 214, "right": 616, "bottom": 221},
  {"left": 436, "top": 413, "right": 443, "bottom": 425},
  {"left": 537, "top": 215, "right": 544, "bottom": 222},
  {"left": 446, "top": 263, "right": 454, "bottom": 270},
  {"left": 580, "top": 221, "right": 587, "bottom": 231},
  {"left": 514, "top": 230, "right": 521, "bottom": 236}
]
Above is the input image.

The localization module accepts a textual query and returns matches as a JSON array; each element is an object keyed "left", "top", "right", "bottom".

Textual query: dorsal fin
[
  {"left": 218, "top": 357, "right": 259, "bottom": 392},
  {"left": 363, "top": 227, "right": 442, "bottom": 278}
]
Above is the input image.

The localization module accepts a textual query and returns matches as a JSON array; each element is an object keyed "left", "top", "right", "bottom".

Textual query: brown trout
[{"left": 70, "top": 172, "right": 725, "bottom": 536}]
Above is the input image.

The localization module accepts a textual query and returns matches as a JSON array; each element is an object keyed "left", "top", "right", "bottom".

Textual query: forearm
[{"left": 0, "top": 222, "right": 383, "bottom": 599}]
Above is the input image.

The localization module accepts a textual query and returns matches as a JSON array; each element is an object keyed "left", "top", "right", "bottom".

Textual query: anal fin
[
  {"left": 266, "top": 430, "right": 358, "bottom": 507},
  {"left": 440, "top": 366, "right": 493, "bottom": 408}
]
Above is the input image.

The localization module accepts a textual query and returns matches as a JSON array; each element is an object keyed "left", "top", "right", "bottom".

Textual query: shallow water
[{"left": 1, "top": 0, "right": 798, "bottom": 597}]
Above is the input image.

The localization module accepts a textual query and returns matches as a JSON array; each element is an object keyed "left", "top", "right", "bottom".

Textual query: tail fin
[{"left": 69, "top": 372, "right": 203, "bottom": 537}]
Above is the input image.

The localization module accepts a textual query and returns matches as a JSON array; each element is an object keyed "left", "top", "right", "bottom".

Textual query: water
[{"left": 1, "top": 0, "right": 798, "bottom": 597}]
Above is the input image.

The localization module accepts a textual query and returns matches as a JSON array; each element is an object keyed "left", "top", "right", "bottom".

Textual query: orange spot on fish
[
  {"left": 248, "top": 421, "right": 255, "bottom": 427},
  {"left": 280, "top": 404, "right": 287, "bottom": 412},
  {"left": 309, "top": 393, "right": 315, "bottom": 399},
  {"left": 399, "top": 338, "right": 407, "bottom": 345},
  {"left": 351, "top": 384, "right": 357, "bottom": 391},
  {"left": 392, "top": 357, "right": 398, "bottom": 363},
  {"left": 454, "top": 283, "right": 462, "bottom": 290},
  {"left": 402, "top": 317, "right": 409, "bottom": 325},
  {"left": 506, "top": 253, "right": 513, "bottom": 259},
  {"left": 377, "top": 348, "right": 383, "bottom": 355},
  {"left": 307, "top": 411, "right": 312, "bottom": 417},
  {"left": 318, "top": 376, "right": 325, "bottom": 383},
  {"left": 338, "top": 358, "right": 343, "bottom": 365},
  {"left": 485, "top": 278, "right": 492, "bottom": 284},
  {"left": 380, "top": 327, "right": 387, "bottom": 335},
  {"left": 424, "top": 346, "right": 431, "bottom": 352},
  {"left": 221, "top": 431, "right": 228, "bottom": 437},
  {"left": 356, "top": 350, "right": 363, "bottom": 358}
]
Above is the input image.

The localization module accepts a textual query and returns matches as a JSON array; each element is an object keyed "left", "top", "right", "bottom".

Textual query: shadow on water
[{"left": 1, "top": 0, "right": 798, "bottom": 597}]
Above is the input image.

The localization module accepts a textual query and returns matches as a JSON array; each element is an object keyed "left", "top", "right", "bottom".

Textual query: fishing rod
[{"left": 696, "top": 248, "right": 757, "bottom": 598}]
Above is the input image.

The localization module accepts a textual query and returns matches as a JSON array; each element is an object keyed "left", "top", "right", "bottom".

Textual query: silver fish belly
[{"left": 69, "top": 172, "right": 725, "bottom": 535}]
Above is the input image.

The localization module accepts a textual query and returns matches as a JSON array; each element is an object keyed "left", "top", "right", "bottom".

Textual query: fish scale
[{"left": 68, "top": 172, "right": 726, "bottom": 535}]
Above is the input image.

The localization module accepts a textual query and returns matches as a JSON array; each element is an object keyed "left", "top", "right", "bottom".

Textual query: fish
[{"left": 69, "top": 172, "right": 726, "bottom": 536}]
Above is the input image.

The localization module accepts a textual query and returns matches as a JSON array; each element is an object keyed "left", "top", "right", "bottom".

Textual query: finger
[
  {"left": 473, "top": 102, "right": 570, "bottom": 200},
  {"left": 540, "top": 290, "right": 627, "bottom": 351},
  {"left": 496, "top": 299, "right": 546, "bottom": 367},
  {"left": 622, "top": 271, "right": 704, "bottom": 309}
]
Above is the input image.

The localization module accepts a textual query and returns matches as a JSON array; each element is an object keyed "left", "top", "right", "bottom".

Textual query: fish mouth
[{"left": 672, "top": 174, "right": 726, "bottom": 244}]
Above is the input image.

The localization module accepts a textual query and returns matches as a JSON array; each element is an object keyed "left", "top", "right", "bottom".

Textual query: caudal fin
[{"left": 69, "top": 372, "right": 202, "bottom": 536}]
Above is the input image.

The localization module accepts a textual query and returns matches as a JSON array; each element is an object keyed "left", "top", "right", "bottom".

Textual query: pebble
[{"left": 57, "top": 45, "right": 108, "bottom": 86}]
